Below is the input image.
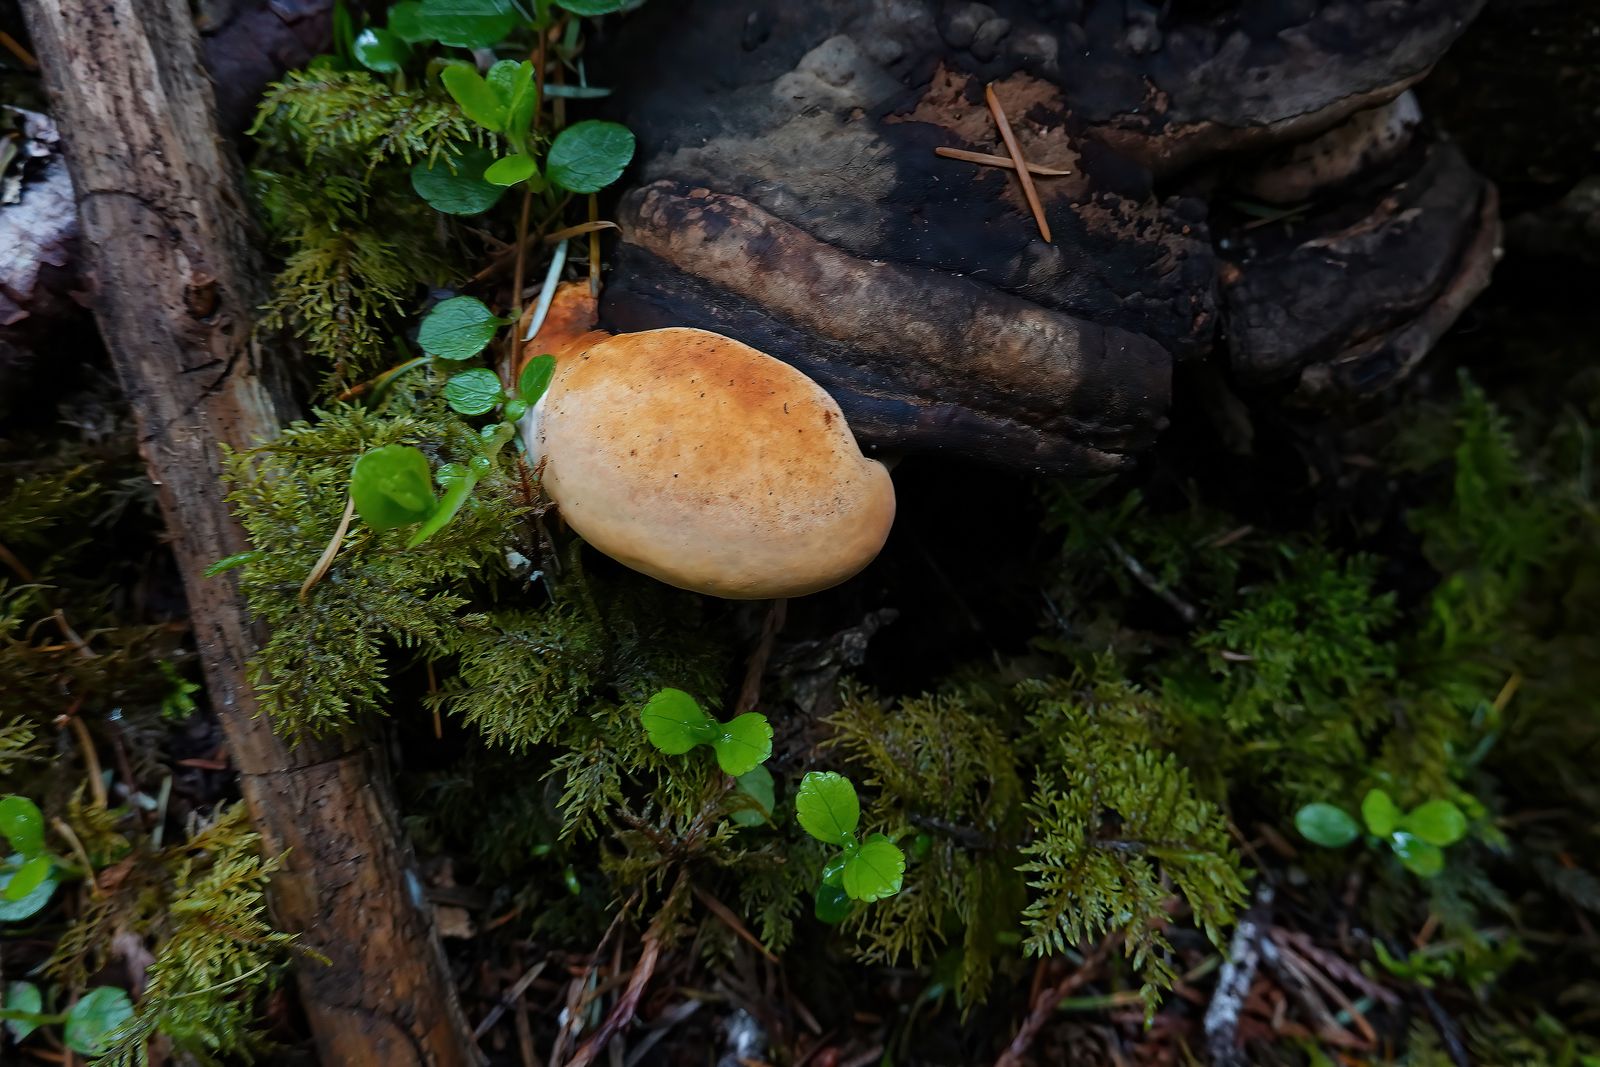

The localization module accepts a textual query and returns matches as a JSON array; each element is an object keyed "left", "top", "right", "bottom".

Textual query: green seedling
[
  {"left": 639, "top": 688, "right": 771, "bottom": 777},
  {"left": 1295, "top": 787, "right": 1470, "bottom": 878},
  {"left": 795, "top": 771, "right": 906, "bottom": 920}
]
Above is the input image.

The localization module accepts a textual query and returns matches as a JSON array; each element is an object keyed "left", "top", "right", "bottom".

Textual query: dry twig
[
  {"left": 984, "top": 85, "right": 1051, "bottom": 243},
  {"left": 994, "top": 939, "right": 1117, "bottom": 1067},
  {"left": 934, "top": 146, "right": 1071, "bottom": 176}
]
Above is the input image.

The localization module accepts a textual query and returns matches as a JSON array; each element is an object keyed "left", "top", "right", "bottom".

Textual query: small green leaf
[
  {"left": 0, "top": 855, "right": 56, "bottom": 921},
  {"left": 63, "top": 987, "right": 134, "bottom": 1056},
  {"left": 485, "top": 154, "right": 539, "bottom": 186},
  {"left": 350, "top": 445, "right": 436, "bottom": 530},
  {"left": 415, "top": 0, "right": 519, "bottom": 48},
  {"left": 710, "top": 712, "right": 772, "bottom": 777},
  {"left": 406, "top": 464, "right": 475, "bottom": 548},
  {"left": 1404, "top": 800, "right": 1468, "bottom": 847},
  {"left": 1390, "top": 832, "right": 1445, "bottom": 878},
  {"left": 204, "top": 551, "right": 260, "bottom": 577},
  {"left": 795, "top": 771, "right": 860, "bottom": 846},
  {"left": 353, "top": 27, "right": 411, "bottom": 73},
  {"left": 546, "top": 120, "right": 635, "bottom": 194},
  {"left": 0, "top": 796, "right": 45, "bottom": 856},
  {"left": 441, "top": 64, "right": 506, "bottom": 130},
  {"left": 411, "top": 146, "right": 506, "bottom": 215},
  {"left": 387, "top": 1, "right": 431, "bottom": 42},
  {"left": 3, "top": 856, "right": 49, "bottom": 902},
  {"left": 814, "top": 882, "right": 851, "bottom": 924},
  {"left": 489, "top": 60, "right": 539, "bottom": 138},
  {"left": 639, "top": 688, "right": 715, "bottom": 755},
  {"left": 1361, "top": 788, "right": 1403, "bottom": 838},
  {"left": 444, "top": 368, "right": 506, "bottom": 415},
  {"left": 518, "top": 354, "right": 556, "bottom": 404},
  {"left": 820, "top": 853, "right": 846, "bottom": 889},
  {"left": 419, "top": 295, "right": 506, "bottom": 360},
  {"left": 554, "top": 0, "right": 628, "bottom": 14},
  {"left": 730, "top": 766, "right": 774, "bottom": 828},
  {"left": 1294, "top": 803, "right": 1359, "bottom": 848},
  {"left": 842, "top": 833, "right": 906, "bottom": 902},
  {"left": 4, "top": 981, "right": 43, "bottom": 1041}
]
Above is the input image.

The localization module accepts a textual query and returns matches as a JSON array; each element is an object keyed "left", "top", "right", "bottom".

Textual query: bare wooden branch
[{"left": 20, "top": 2, "right": 479, "bottom": 1062}]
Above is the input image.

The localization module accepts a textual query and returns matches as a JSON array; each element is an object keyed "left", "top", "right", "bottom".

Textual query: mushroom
[{"left": 521, "top": 284, "right": 895, "bottom": 599}]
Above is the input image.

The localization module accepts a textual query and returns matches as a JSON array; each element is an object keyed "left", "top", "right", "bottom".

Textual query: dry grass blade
[
  {"left": 299, "top": 493, "right": 356, "bottom": 602},
  {"left": 934, "top": 146, "right": 1071, "bottom": 176},
  {"left": 984, "top": 85, "right": 1051, "bottom": 243},
  {"left": 691, "top": 883, "right": 778, "bottom": 963},
  {"left": 546, "top": 220, "right": 620, "bottom": 244}
]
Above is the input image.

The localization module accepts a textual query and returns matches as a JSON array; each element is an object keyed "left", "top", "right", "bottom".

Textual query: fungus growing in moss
[{"left": 522, "top": 284, "right": 895, "bottom": 599}]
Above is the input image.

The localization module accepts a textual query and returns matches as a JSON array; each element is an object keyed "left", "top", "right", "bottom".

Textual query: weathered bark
[
  {"left": 602, "top": 0, "right": 1496, "bottom": 471},
  {"left": 21, "top": 2, "right": 479, "bottom": 1063}
]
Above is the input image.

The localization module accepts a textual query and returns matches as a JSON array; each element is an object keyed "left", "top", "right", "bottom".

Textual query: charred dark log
[
  {"left": 1220, "top": 139, "right": 1501, "bottom": 400},
  {"left": 601, "top": 0, "right": 1495, "bottom": 472}
]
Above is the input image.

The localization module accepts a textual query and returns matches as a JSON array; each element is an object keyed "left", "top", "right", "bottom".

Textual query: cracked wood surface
[{"left": 20, "top": 1, "right": 478, "bottom": 1062}]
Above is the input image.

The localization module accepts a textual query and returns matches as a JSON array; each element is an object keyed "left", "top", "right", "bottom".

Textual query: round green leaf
[
  {"left": 730, "top": 766, "right": 774, "bottom": 828},
  {"left": 441, "top": 64, "right": 506, "bottom": 131},
  {"left": 1361, "top": 788, "right": 1403, "bottom": 838},
  {"left": 639, "top": 688, "right": 714, "bottom": 756},
  {"left": 1294, "top": 803, "right": 1359, "bottom": 848},
  {"left": 411, "top": 146, "right": 506, "bottom": 216},
  {"left": 387, "top": 2, "right": 431, "bottom": 42},
  {"left": 546, "top": 120, "right": 635, "bottom": 194},
  {"left": 350, "top": 445, "right": 436, "bottom": 531},
  {"left": 1404, "top": 799, "right": 1468, "bottom": 847},
  {"left": 0, "top": 795, "right": 45, "bottom": 856},
  {"left": 63, "top": 986, "right": 134, "bottom": 1056},
  {"left": 518, "top": 354, "right": 556, "bottom": 405},
  {"left": 1390, "top": 832, "right": 1445, "bottom": 878},
  {"left": 710, "top": 712, "right": 772, "bottom": 777},
  {"left": 4, "top": 981, "right": 43, "bottom": 1042},
  {"left": 353, "top": 27, "right": 411, "bottom": 73},
  {"left": 0, "top": 855, "right": 56, "bottom": 921},
  {"left": 443, "top": 368, "right": 506, "bottom": 416},
  {"left": 795, "top": 771, "right": 860, "bottom": 846},
  {"left": 414, "top": 0, "right": 519, "bottom": 48},
  {"left": 3, "top": 856, "right": 50, "bottom": 902},
  {"left": 814, "top": 882, "right": 851, "bottom": 924},
  {"left": 842, "top": 833, "right": 906, "bottom": 902},
  {"left": 418, "top": 295, "right": 505, "bottom": 360},
  {"left": 485, "top": 154, "right": 539, "bottom": 187}
]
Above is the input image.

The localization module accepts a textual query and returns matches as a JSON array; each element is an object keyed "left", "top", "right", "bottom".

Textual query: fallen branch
[
  {"left": 1204, "top": 884, "right": 1274, "bottom": 1067},
  {"left": 22, "top": 2, "right": 480, "bottom": 1062},
  {"left": 993, "top": 938, "right": 1117, "bottom": 1067}
]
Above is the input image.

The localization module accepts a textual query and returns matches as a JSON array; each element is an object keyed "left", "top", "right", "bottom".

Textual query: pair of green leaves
[
  {"left": 419, "top": 293, "right": 556, "bottom": 417},
  {"left": 411, "top": 120, "right": 636, "bottom": 214},
  {"left": 1295, "top": 788, "right": 1470, "bottom": 878},
  {"left": 3, "top": 982, "right": 134, "bottom": 1054},
  {"left": 0, "top": 795, "right": 56, "bottom": 921},
  {"left": 441, "top": 59, "right": 540, "bottom": 183},
  {"left": 639, "top": 689, "right": 773, "bottom": 778},
  {"left": 796, "top": 772, "right": 906, "bottom": 916},
  {"left": 446, "top": 355, "right": 554, "bottom": 417}
]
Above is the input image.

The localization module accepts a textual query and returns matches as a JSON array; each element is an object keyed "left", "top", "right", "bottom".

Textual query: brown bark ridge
[{"left": 20, "top": 2, "right": 480, "bottom": 1063}]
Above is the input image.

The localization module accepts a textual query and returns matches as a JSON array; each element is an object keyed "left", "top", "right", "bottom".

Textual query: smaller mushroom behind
[{"left": 521, "top": 284, "right": 896, "bottom": 600}]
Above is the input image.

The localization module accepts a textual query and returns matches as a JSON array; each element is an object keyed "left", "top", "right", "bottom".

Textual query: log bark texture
[
  {"left": 20, "top": 2, "right": 479, "bottom": 1063},
  {"left": 602, "top": 0, "right": 1498, "bottom": 471}
]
